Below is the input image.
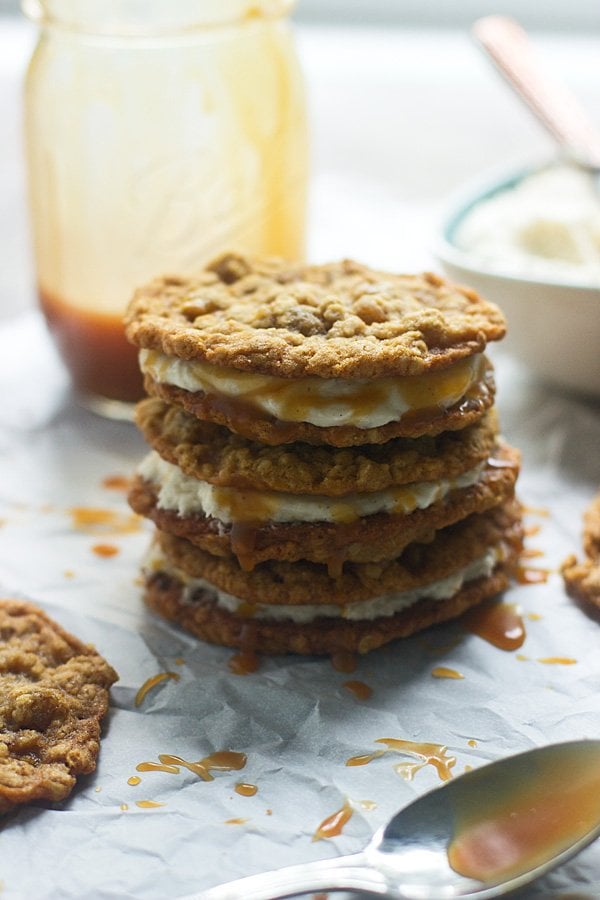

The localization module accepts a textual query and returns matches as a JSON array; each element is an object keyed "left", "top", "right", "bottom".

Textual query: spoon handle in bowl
[
  {"left": 178, "top": 851, "right": 386, "bottom": 900},
  {"left": 472, "top": 15, "right": 600, "bottom": 168}
]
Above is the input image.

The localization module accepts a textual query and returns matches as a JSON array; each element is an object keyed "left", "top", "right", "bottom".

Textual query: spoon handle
[
  {"left": 472, "top": 15, "right": 600, "bottom": 168},
  {"left": 179, "top": 851, "right": 387, "bottom": 900}
]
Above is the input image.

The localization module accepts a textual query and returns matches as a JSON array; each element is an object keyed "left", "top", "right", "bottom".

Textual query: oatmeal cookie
[
  {"left": 0, "top": 599, "right": 118, "bottom": 815},
  {"left": 561, "top": 492, "right": 600, "bottom": 608},
  {"left": 151, "top": 498, "right": 523, "bottom": 607},
  {"left": 128, "top": 442, "right": 520, "bottom": 572},
  {"left": 125, "top": 254, "right": 505, "bottom": 379},
  {"left": 135, "top": 398, "right": 500, "bottom": 494},
  {"left": 140, "top": 361, "right": 495, "bottom": 447},
  {"left": 141, "top": 503, "right": 523, "bottom": 656}
]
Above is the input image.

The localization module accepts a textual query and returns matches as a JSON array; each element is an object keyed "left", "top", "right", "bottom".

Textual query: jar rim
[{"left": 22, "top": 0, "right": 296, "bottom": 35}]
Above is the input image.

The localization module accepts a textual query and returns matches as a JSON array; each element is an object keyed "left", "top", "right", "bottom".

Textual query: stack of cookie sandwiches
[{"left": 125, "top": 253, "right": 522, "bottom": 656}]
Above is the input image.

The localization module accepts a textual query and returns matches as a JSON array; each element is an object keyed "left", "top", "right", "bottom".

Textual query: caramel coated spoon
[{"left": 185, "top": 740, "right": 600, "bottom": 899}]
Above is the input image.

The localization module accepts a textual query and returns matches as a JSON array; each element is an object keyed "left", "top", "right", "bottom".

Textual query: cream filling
[
  {"left": 138, "top": 451, "right": 485, "bottom": 524},
  {"left": 144, "top": 545, "right": 504, "bottom": 624},
  {"left": 139, "top": 349, "right": 485, "bottom": 429}
]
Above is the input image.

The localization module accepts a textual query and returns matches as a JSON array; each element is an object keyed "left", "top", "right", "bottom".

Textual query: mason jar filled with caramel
[{"left": 22, "top": 0, "right": 308, "bottom": 418}]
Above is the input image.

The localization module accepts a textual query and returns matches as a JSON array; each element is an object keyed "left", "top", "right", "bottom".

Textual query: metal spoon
[
  {"left": 472, "top": 15, "right": 600, "bottom": 171},
  {"left": 185, "top": 739, "right": 600, "bottom": 900}
]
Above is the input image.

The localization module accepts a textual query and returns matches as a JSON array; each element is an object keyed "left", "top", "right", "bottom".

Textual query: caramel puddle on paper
[
  {"left": 347, "top": 738, "right": 456, "bottom": 782},
  {"left": 343, "top": 680, "right": 373, "bottom": 700},
  {"left": 101, "top": 474, "right": 131, "bottom": 492},
  {"left": 235, "top": 782, "right": 258, "bottom": 797},
  {"left": 91, "top": 542, "right": 119, "bottom": 558},
  {"left": 448, "top": 743, "right": 600, "bottom": 883},
  {"left": 135, "top": 800, "right": 165, "bottom": 809},
  {"left": 136, "top": 751, "right": 247, "bottom": 783},
  {"left": 127, "top": 776, "right": 141, "bottom": 786},
  {"left": 228, "top": 649, "right": 260, "bottom": 675},
  {"left": 225, "top": 817, "right": 249, "bottom": 825},
  {"left": 313, "top": 800, "right": 354, "bottom": 842},
  {"left": 431, "top": 666, "right": 464, "bottom": 680},
  {"left": 135, "top": 671, "right": 180, "bottom": 707},
  {"left": 538, "top": 657, "right": 577, "bottom": 666},
  {"left": 69, "top": 506, "right": 141, "bottom": 535},
  {"left": 462, "top": 601, "right": 526, "bottom": 651},
  {"left": 330, "top": 651, "right": 357, "bottom": 674}
]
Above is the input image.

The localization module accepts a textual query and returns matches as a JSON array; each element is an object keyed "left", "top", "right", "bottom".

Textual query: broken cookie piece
[{"left": 0, "top": 598, "right": 118, "bottom": 815}]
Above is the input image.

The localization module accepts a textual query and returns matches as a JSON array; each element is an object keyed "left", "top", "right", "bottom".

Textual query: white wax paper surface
[{"left": 1, "top": 311, "right": 600, "bottom": 900}]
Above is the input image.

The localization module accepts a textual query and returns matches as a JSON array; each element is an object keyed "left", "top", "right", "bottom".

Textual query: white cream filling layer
[
  {"left": 138, "top": 451, "right": 485, "bottom": 524},
  {"left": 139, "top": 349, "right": 484, "bottom": 429},
  {"left": 144, "top": 545, "right": 503, "bottom": 624}
]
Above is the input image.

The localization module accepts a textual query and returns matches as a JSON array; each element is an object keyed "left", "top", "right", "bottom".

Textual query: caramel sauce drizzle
[
  {"left": 343, "top": 680, "right": 373, "bottom": 700},
  {"left": 69, "top": 506, "right": 141, "bottom": 534},
  {"left": 538, "top": 657, "right": 577, "bottom": 665},
  {"left": 462, "top": 601, "right": 526, "bottom": 651},
  {"left": 120, "top": 803, "right": 129, "bottom": 811},
  {"left": 127, "top": 776, "right": 141, "bottom": 786},
  {"left": 91, "top": 542, "right": 119, "bottom": 558},
  {"left": 312, "top": 800, "right": 354, "bottom": 842},
  {"left": 524, "top": 523, "right": 541, "bottom": 537},
  {"left": 431, "top": 666, "right": 464, "bottom": 680},
  {"left": 515, "top": 566, "right": 550, "bottom": 585},
  {"left": 101, "top": 474, "right": 131, "bottom": 492},
  {"left": 522, "top": 505, "right": 550, "bottom": 517},
  {"left": 135, "top": 800, "right": 165, "bottom": 809},
  {"left": 134, "top": 671, "right": 180, "bottom": 707},
  {"left": 330, "top": 652, "right": 357, "bottom": 674},
  {"left": 520, "top": 548, "right": 544, "bottom": 560},
  {"left": 467, "top": 740, "right": 477, "bottom": 748},
  {"left": 235, "top": 782, "right": 258, "bottom": 797},
  {"left": 346, "top": 738, "right": 456, "bottom": 782},
  {"left": 135, "top": 751, "right": 248, "bottom": 783},
  {"left": 228, "top": 650, "right": 259, "bottom": 675},
  {"left": 225, "top": 817, "right": 249, "bottom": 825}
]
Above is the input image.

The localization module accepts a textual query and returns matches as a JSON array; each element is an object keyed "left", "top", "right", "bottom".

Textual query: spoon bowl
[{"left": 187, "top": 740, "right": 600, "bottom": 900}]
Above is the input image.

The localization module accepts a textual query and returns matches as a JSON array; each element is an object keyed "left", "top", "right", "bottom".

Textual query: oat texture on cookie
[
  {"left": 0, "top": 598, "right": 118, "bottom": 814},
  {"left": 126, "top": 253, "right": 522, "bottom": 656}
]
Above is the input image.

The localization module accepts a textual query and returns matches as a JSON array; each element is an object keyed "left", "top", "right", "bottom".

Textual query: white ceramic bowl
[{"left": 436, "top": 163, "right": 600, "bottom": 399}]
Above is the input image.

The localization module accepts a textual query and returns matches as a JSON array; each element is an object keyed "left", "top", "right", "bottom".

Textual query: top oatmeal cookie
[{"left": 125, "top": 253, "right": 506, "bottom": 379}]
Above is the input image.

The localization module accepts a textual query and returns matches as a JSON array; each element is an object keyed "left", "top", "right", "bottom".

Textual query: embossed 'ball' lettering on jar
[{"left": 22, "top": 0, "right": 308, "bottom": 417}]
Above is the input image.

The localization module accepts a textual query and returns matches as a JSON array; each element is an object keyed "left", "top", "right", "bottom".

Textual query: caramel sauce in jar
[{"left": 40, "top": 289, "right": 144, "bottom": 403}]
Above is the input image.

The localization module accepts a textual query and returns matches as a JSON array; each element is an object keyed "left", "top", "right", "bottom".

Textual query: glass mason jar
[{"left": 22, "top": 0, "right": 308, "bottom": 417}]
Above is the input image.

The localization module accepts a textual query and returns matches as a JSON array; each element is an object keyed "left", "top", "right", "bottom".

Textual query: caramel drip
[
  {"left": 225, "top": 817, "right": 249, "bottom": 825},
  {"left": 213, "top": 485, "right": 277, "bottom": 524},
  {"left": 343, "top": 680, "right": 373, "bottom": 700},
  {"left": 524, "top": 524, "right": 541, "bottom": 537},
  {"left": 136, "top": 761, "right": 180, "bottom": 775},
  {"left": 522, "top": 505, "right": 550, "bottom": 517},
  {"left": 346, "top": 751, "right": 385, "bottom": 768},
  {"left": 127, "top": 776, "right": 141, "bottom": 786},
  {"left": 101, "top": 475, "right": 130, "bottom": 491},
  {"left": 69, "top": 506, "right": 141, "bottom": 534},
  {"left": 347, "top": 739, "right": 456, "bottom": 782},
  {"left": 235, "top": 782, "right": 258, "bottom": 797},
  {"left": 91, "top": 543, "right": 119, "bottom": 558},
  {"left": 431, "top": 666, "right": 465, "bottom": 680},
  {"left": 538, "top": 657, "right": 577, "bottom": 665},
  {"left": 467, "top": 740, "right": 477, "bottom": 748},
  {"left": 462, "top": 601, "right": 526, "bottom": 651},
  {"left": 527, "top": 612, "right": 543, "bottom": 621},
  {"left": 134, "top": 671, "right": 180, "bottom": 707},
  {"left": 330, "top": 651, "right": 357, "bottom": 674},
  {"left": 312, "top": 801, "right": 354, "bottom": 842},
  {"left": 157, "top": 751, "right": 247, "bottom": 782},
  {"left": 448, "top": 744, "right": 600, "bottom": 882},
  {"left": 229, "top": 520, "right": 261, "bottom": 571},
  {"left": 228, "top": 650, "right": 259, "bottom": 675},
  {"left": 520, "top": 548, "right": 544, "bottom": 559},
  {"left": 120, "top": 803, "right": 129, "bottom": 811},
  {"left": 515, "top": 566, "right": 550, "bottom": 585},
  {"left": 135, "top": 800, "right": 165, "bottom": 809}
]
